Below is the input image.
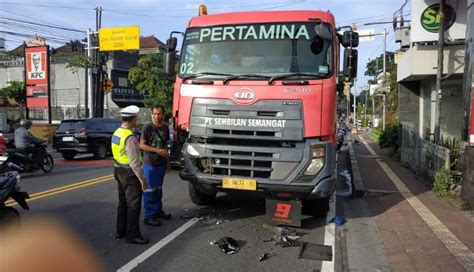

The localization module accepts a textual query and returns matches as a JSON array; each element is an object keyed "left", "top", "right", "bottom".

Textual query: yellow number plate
[{"left": 222, "top": 178, "right": 257, "bottom": 191}]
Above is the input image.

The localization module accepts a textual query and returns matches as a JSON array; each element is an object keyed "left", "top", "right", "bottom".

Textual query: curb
[{"left": 348, "top": 140, "right": 366, "bottom": 198}]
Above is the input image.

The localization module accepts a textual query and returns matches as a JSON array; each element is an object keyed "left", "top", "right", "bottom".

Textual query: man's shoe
[
  {"left": 144, "top": 218, "right": 162, "bottom": 226},
  {"left": 126, "top": 237, "right": 149, "bottom": 245},
  {"left": 154, "top": 211, "right": 172, "bottom": 220},
  {"left": 115, "top": 234, "right": 125, "bottom": 239}
]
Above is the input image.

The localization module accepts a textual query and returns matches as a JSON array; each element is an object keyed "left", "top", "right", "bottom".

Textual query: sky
[{"left": 0, "top": 0, "right": 410, "bottom": 92}]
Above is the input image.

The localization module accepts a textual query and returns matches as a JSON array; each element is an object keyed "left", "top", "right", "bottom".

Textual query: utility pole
[
  {"left": 372, "top": 97, "right": 375, "bottom": 129},
  {"left": 382, "top": 94, "right": 386, "bottom": 131},
  {"left": 383, "top": 28, "right": 387, "bottom": 92},
  {"left": 434, "top": 0, "right": 445, "bottom": 144},
  {"left": 86, "top": 28, "right": 93, "bottom": 118},
  {"left": 353, "top": 77, "right": 357, "bottom": 127},
  {"left": 93, "top": 6, "right": 103, "bottom": 118},
  {"left": 365, "top": 87, "right": 368, "bottom": 129}
]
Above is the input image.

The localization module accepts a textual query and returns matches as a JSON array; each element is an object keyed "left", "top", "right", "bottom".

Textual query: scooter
[
  {"left": 0, "top": 142, "right": 54, "bottom": 174},
  {"left": 0, "top": 171, "right": 29, "bottom": 225}
]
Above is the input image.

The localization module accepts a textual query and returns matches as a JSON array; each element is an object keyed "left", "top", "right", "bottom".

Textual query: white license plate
[
  {"left": 0, "top": 156, "right": 8, "bottom": 162},
  {"left": 62, "top": 137, "right": 74, "bottom": 142}
]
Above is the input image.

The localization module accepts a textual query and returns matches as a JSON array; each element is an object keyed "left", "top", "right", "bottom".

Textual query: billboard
[
  {"left": 411, "top": 0, "right": 467, "bottom": 43},
  {"left": 24, "top": 46, "right": 49, "bottom": 108},
  {"left": 99, "top": 26, "right": 140, "bottom": 51}
]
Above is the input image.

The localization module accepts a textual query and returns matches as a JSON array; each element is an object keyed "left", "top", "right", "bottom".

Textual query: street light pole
[{"left": 353, "top": 77, "right": 357, "bottom": 127}]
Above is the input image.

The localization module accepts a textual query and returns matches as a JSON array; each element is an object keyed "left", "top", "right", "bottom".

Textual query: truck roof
[{"left": 188, "top": 10, "right": 335, "bottom": 28}]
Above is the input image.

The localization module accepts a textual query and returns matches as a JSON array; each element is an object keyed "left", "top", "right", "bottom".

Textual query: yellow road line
[
  {"left": 6, "top": 174, "right": 114, "bottom": 206},
  {"left": 361, "top": 136, "right": 474, "bottom": 271}
]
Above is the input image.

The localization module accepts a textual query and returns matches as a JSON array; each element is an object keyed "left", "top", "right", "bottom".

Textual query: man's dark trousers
[{"left": 115, "top": 167, "right": 142, "bottom": 240}]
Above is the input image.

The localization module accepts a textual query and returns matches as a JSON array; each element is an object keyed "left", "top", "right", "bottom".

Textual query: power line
[
  {"left": 0, "top": 2, "right": 93, "bottom": 11},
  {"left": 1, "top": 1, "right": 305, "bottom": 12},
  {"left": 0, "top": 17, "right": 85, "bottom": 33}
]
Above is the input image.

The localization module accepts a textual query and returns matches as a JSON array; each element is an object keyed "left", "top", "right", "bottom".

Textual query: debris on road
[
  {"left": 329, "top": 216, "right": 346, "bottom": 225},
  {"left": 258, "top": 252, "right": 276, "bottom": 262},
  {"left": 262, "top": 223, "right": 302, "bottom": 247},
  {"left": 298, "top": 242, "right": 332, "bottom": 261},
  {"left": 336, "top": 169, "right": 352, "bottom": 197},
  {"left": 210, "top": 237, "right": 240, "bottom": 254}
]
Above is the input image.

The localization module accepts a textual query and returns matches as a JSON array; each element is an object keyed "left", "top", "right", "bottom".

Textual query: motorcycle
[
  {"left": 0, "top": 141, "right": 54, "bottom": 174},
  {"left": 337, "top": 121, "right": 349, "bottom": 151},
  {"left": 0, "top": 171, "right": 30, "bottom": 225}
]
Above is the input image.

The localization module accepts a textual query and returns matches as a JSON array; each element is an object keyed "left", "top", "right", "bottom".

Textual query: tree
[
  {"left": 0, "top": 81, "right": 26, "bottom": 118},
  {"left": 128, "top": 54, "right": 173, "bottom": 113},
  {"left": 365, "top": 51, "right": 395, "bottom": 84},
  {"left": 66, "top": 54, "right": 91, "bottom": 74}
]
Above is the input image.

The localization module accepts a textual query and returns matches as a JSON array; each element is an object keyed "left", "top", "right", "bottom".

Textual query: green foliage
[
  {"left": 66, "top": 54, "right": 91, "bottom": 74},
  {"left": 364, "top": 52, "right": 395, "bottom": 78},
  {"left": 433, "top": 168, "right": 452, "bottom": 198},
  {"left": 370, "top": 129, "right": 382, "bottom": 141},
  {"left": 128, "top": 54, "right": 173, "bottom": 113},
  {"left": 378, "top": 122, "right": 399, "bottom": 151},
  {"left": 439, "top": 136, "right": 461, "bottom": 170},
  {"left": 0, "top": 81, "right": 26, "bottom": 104}
]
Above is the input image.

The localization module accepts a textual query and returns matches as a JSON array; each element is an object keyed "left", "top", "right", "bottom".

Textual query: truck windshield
[{"left": 178, "top": 22, "right": 333, "bottom": 79}]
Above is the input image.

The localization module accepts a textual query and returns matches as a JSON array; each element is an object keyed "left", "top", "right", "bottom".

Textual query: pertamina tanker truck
[{"left": 164, "top": 6, "right": 358, "bottom": 225}]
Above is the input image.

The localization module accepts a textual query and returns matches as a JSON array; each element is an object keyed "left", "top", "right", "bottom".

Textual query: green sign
[{"left": 421, "top": 4, "right": 456, "bottom": 33}]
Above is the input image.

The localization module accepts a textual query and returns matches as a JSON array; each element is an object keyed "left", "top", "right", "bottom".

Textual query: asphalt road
[{"left": 7, "top": 151, "right": 346, "bottom": 272}]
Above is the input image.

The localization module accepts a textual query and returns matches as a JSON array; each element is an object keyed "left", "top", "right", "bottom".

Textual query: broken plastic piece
[
  {"left": 298, "top": 242, "right": 332, "bottom": 261},
  {"left": 211, "top": 237, "right": 240, "bottom": 254},
  {"left": 329, "top": 216, "right": 346, "bottom": 225},
  {"left": 258, "top": 252, "right": 275, "bottom": 262}
]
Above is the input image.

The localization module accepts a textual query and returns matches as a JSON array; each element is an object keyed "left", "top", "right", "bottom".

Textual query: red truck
[{"left": 164, "top": 6, "right": 358, "bottom": 219}]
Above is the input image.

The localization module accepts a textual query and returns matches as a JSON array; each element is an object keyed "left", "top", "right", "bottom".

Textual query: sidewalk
[{"left": 346, "top": 132, "right": 474, "bottom": 271}]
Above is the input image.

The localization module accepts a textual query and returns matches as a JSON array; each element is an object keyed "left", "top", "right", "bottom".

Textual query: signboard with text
[
  {"left": 24, "top": 46, "right": 49, "bottom": 108},
  {"left": 411, "top": 0, "right": 467, "bottom": 43},
  {"left": 99, "top": 26, "right": 140, "bottom": 51}
]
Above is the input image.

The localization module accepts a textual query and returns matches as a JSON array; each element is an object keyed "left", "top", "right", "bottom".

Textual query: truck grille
[{"left": 189, "top": 99, "right": 304, "bottom": 179}]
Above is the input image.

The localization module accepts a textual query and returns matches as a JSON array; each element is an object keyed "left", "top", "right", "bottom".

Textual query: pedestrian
[
  {"left": 112, "top": 105, "right": 149, "bottom": 245},
  {"left": 139, "top": 104, "right": 171, "bottom": 227}
]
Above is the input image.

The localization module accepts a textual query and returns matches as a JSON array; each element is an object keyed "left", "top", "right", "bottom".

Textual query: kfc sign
[
  {"left": 25, "top": 45, "right": 49, "bottom": 108},
  {"left": 25, "top": 46, "right": 48, "bottom": 85}
]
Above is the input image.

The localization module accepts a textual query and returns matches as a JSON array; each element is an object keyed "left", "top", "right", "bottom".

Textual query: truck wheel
[
  {"left": 188, "top": 183, "right": 216, "bottom": 205},
  {"left": 0, "top": 207, "right": 20, "bottom": 226},
  {"left": 303, "top": 197, "right": 330, "bottom": 217},
  {"left": 61, "top": 152, "right": 76, "bottom": 160}
]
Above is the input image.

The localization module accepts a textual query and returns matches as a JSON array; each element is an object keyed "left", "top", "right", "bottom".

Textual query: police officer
[{"left": 112, "top": 105, "right": 149, "bottom": 245}]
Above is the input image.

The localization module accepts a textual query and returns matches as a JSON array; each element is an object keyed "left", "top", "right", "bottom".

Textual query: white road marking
[
  {"left": 361, "top": 137, "right": 474, "bottom": 271},
  {"left": 321, "top": 193, "right": 336, "bottom": 271},
  {"left": 117, "top": 217, "right": 200, "bottom": 272}
]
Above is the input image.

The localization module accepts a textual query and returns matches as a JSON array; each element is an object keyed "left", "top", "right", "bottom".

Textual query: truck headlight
[
  {"left": 304, "top": 158, "right": 324, "bottom": 175},
  {"left": 186, "top": 144, "right": 199, "bottom": 156},
  {"left": 303, "top": 144, "right": 325, "bottom": 176}
]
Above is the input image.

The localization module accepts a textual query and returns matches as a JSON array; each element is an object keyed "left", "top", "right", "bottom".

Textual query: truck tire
[
  {"left": 303, "top": 197, "right": 330, "bottom": 217},
  {"left": 188, "top": 183, "right": 216, "bottom": 205}
]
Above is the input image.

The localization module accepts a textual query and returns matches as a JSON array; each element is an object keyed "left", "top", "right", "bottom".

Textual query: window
[{"left": 57, "top": 121, "right": 86, "bottom": 132}]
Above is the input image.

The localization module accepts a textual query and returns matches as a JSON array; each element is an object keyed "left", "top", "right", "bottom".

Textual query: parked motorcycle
[
  {"left": 0, "top": 171, "right": 29, "bottom": 225},
  {"left": 0, "top": 142, "right": 54, "bottom": 174}
]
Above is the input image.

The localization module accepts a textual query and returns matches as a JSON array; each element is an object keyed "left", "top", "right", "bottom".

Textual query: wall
[{"left": 462, "top": 146, "right": 474, "bottom": 207}]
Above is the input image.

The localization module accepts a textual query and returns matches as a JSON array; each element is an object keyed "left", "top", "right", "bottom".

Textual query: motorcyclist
[{"left": 14, "top": 119, "right": 43, "bottom": 160}]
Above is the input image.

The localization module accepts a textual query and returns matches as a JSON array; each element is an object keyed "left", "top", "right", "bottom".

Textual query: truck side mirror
[
  {"left": 166, "top": 37, "right": 177, "bottom": 52},
  {"left": 343, "top": 48, "right": 358, "bottom": 79},
  {"left": 342, "top": 31, "right": 359, "bottom": 48},
  {"left": 164, "top": 52, "right": 176, "bottom": 77}
]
